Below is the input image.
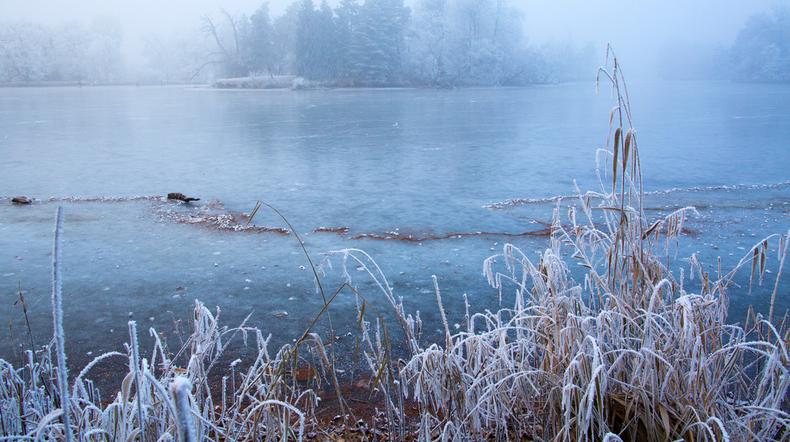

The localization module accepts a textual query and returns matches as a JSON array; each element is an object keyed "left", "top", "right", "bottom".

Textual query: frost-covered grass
[
  {"left": 1, "top": 50, "right": 788, "bottom": 441},
  {"left": 389, "top": 52, "right": 789, "bottom": 441},
  {"left": 0, "top": 299, "right": 322, "bottom": 440}
]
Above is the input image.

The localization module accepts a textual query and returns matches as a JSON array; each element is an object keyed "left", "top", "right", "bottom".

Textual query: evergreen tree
[
  {"left": 294, "top": 0, "right": 338, "bottom": 80},
  {"left": 246, "top": 3, "right": 276, "bottom": 74},
  {"left": 294, "top": 0, "right": 316, "bottom": 77},
  {"left": 313, "top": 1, "right": 339, "bottom": 80},
  {"left": 335, "top": 0, "right": 361, "bottom": 82},
  {"left": 406, "top": 0, "right": 450, "bottom": 86},
  {"left": 271, "top": 2, "right": 300, "bottom": 75},
  {"left": 352, "top": 0, "right": 409, "bottom": 85}
]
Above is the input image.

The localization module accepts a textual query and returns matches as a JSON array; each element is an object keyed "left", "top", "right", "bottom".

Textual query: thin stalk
[{"left": 51, "top": 206, "right": 73, "bottom": 442}]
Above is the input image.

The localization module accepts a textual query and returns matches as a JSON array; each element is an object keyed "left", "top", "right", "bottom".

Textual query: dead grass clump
[
  {"left": 0, "top": 297, "right": 328, "bottom": 440},
  {"left": 388, "top": 47, "right": 789, "bottom": 441}
]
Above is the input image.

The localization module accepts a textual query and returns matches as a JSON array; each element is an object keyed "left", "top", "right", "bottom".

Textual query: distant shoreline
[
  {"left": 0, "top": 79, "right": 560, "bottom": 91},
  {"left": 0, "top": 80, "right": 205, "bottom": 88},
  {"left": 2, "top": 78, "right": 785, "bottom": 91},
  {"left": 0, "top": 75, "right": 569, "bottom": 90}
]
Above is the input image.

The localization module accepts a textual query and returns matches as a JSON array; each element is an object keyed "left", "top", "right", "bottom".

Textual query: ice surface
[{"left": 0, "top": 82, "right": 788, "bottom": 368}]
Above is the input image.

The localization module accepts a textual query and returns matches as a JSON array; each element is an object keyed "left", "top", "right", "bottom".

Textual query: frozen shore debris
[
  {"left": 485, "top": 179, "right": 790, "bottom": 209},
  {"left": 167, "top": 192, "right": 200, "bottom": 203},
  {"left": 313, "top": 226, "right": 350, "bottom": 234},
  {"left": 156, "top": 198, "right": 290, "bottom": 234},
  {"left": 11, "top": 196, "right": 32, "bottom": 204}
]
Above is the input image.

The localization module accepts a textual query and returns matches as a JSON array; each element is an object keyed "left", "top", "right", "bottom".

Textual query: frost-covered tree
[
  {"left": 405, "top": 0, "right": 450, "bottom": 86},
  {"left": 53, "top": 22, "right": 93, "bottom": 81},
  {"left": 447, "top": 0, "right": 523, "bottom": 85},
  {"left": 0, "top": 22, "right": 52, "bottom": 82},
  {"left": 316, "top": 1, "right": 340, "bottom": 79},
  {"left": 405, "top": 0, "right": 526, "bottom": 86},
  {"left": 246, "top": 3, "right": 277, "bottom": 75},
  {"left": 0, "top": 19, "right": 125, "bottom": 84},
  {"left": 270, "top": 2, "right": 300, "bottom": 75},
  {"left": 293, "top": 0, "right": 338, "bottom": 80},
  {"left": 85, "top": 17, "right": 124, "bottom": 83},
  {"left": 316, "top": 1, "right": 341, "bottom": 79},
  {"left": 294, "top": 0, "right": 317, "bottom": 77},
  {"left": 142, "top": 30, "right": 212, "bottom": 83},
  {"left": 200, "top": 10, "right": 249, "bottom": 77},
  {"left": 351, "top": 0, "right": 409, "bottom": 85},
  {"left": 729, "top": 7, "right": 790, "bottom": 82},
  {"left": 334, "top": 0, "right": 361, "bottom": 82}
]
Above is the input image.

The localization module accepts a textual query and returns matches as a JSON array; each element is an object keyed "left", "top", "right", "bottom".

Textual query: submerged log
[
  {"left": 11, "top": 196, "right": 32, "bottom": 204},
  {"left": 167, "top": 193, "right": 200, "bottom": 203}
]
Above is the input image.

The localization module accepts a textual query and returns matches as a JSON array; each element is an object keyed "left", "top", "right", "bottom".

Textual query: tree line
[
  {"left": 197, "top": 0, "right": 594, "bottom": 86},
  {"left": 0, "top": 18, "right": 123, "bottom": 84},
  {"left": 728, "top": 7, "right": 790, "bottom": 82},
  {"left": 0, "top": 3, "right": 787, "bottom": 85}
]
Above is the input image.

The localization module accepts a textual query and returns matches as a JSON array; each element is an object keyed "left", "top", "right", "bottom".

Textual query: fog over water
[{"left": 1, "top": 0, "right": 782, "bottom": 79}]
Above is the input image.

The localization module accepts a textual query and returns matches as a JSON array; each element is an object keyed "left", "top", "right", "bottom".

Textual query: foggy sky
[{"left": 1, "top": 0, "right": 782, "bottom": 77}]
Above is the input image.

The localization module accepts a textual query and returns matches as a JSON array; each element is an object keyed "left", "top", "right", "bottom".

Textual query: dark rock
[
  {"left": 11, "top": 196, "right": 32, "bottom": 204},
  {"left": 167, "top": 192, "right": 200, "bottom": 202}
]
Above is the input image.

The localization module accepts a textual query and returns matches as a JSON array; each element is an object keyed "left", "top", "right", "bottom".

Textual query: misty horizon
[{"left": 1, "top": 0, "right": 785, "bottom": 82}]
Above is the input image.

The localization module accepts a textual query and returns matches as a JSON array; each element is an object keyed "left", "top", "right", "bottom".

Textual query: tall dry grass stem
[{"left": 51, "top": 206, "right": 73, "bottom": 442}]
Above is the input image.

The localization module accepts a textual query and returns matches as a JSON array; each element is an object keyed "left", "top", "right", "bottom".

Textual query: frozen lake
[{"left": 1, "top": 82, "right": 788, "bottom": 367}]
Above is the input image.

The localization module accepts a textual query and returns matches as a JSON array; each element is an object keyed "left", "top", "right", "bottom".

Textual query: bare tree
[{"left": 196, "top": 9, "right": 247, "bottom": 79}]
